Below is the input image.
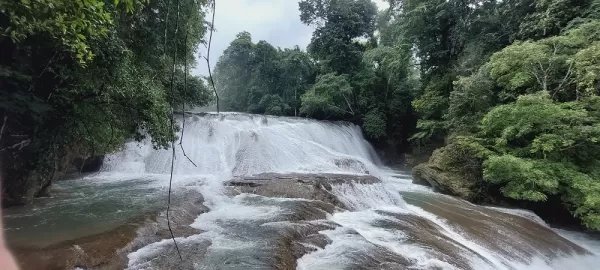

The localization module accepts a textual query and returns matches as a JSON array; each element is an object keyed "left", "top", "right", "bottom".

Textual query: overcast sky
[{"left": 193, "top": 0, "right": 389, "bottom": 76}]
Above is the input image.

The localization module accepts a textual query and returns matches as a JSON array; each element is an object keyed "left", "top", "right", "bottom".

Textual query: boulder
[
  {"left": 411, "top": 142, "right": 485, "bottom": 201},
  {"left": 413, "top": 163, "right": 478, "bottom": 200}
]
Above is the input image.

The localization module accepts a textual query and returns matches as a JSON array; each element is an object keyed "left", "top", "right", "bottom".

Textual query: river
[{"left": 4, "top": 113, "right": 600, "bottom": 269}]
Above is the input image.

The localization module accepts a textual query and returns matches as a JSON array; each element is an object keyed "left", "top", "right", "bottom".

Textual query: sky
[{"left": 193, "top": 0, "right": 389, "bottom": 76}]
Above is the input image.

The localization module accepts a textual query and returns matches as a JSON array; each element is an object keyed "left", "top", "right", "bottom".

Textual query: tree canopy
[{"left": 0, "top": 0, "right": 213, "bottom": 205}]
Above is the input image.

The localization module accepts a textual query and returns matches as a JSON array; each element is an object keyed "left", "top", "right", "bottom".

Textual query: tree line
[
  {"left": 214, "top": 0, "right": 600, "bottom": 230},
  {"left": 0, "top": 0, "right": 213, "bottom": 206}
]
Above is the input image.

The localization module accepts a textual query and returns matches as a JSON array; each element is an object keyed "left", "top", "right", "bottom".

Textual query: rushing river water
[{"left": 4, "top": 113, "right": 600, "bottom": 269}]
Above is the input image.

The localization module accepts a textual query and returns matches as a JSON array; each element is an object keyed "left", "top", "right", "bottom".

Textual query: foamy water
[{"left": 85, "top": 113, "right": 600, "bottom": 269}]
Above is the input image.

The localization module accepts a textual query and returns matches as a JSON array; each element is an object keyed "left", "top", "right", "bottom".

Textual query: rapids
[{"left": 5, "top": 113, "right": 600, "bottom": 269}]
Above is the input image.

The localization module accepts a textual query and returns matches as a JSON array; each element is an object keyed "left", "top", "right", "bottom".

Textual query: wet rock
[
  {"left": 411, "top": 143, "right": 485, "bottom": 201},
  {"left": 402, "top": 191, "right": 589, "bottom": 261},
  {"left": 333, "top": 158, "right": 368, "bottom": 173},
  {"left": 71, "top": 155, "right": 104, "bottom": 173},
  {"left": 273, "top": 221, "right": 338, "bottom": 270},
  {"left": 412, "top": 163, "right": 477, "bottom": 200},
  {"left": 2, "top": 147, "right": 105, "bottom": 207},
  {"left": 375, "top": 211, "right": 476, "bottom": 269},
  {"left": 12, "top": 222, "right": 139, "bottom": 270},
  {"left": 296, "top": 225, "right": 412, "bottom": 270},
  {"left": 221, "top": 173, "right": 384, "bottom": 269},
  {"left": 226, "top": 173, "right": 380, "bottom": 209}
]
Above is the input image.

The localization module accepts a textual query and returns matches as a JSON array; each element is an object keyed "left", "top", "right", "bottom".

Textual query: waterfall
[
  {"left": 9, "top": 112, "right": 598, "bottom": 269},
  {"left": 102, "top": 113, "right": 381, "bottom": 179}
]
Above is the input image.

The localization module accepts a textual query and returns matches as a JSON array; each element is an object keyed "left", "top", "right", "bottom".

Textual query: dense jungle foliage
[
  {"left": 214, "top": 0, "right": 600, "bottom": 230},
  {"left": 0, "top": 0, "right": 212, "bottom": 205}
]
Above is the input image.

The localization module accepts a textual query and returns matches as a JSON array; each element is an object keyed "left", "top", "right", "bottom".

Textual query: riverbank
[{"left": 410, "top": 144, "right": 593, "bottom": 230}]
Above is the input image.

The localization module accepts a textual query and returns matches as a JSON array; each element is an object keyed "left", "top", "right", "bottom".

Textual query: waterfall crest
[{"left": 102, "top": 113, "right": 381, "bottom": 178}]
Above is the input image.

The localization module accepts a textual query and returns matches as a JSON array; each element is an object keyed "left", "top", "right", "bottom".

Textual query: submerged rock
[
  {"left": 226, "top": 172, "right": 380, "bottom": 208},
  {"left": 10, "top": 188, "right": 207, "bottom": 270},
  {"left": 401, "top": 191, "right": 589, "bottom": 260}
]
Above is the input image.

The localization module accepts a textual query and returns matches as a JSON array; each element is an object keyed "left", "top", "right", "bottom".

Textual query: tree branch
[
  {"left": 0, "top": 139, "right": 31, "bottom": 152},
  {"left": 205, "top": 0, "right": 219, "bottom": 113},
  {"left": 164, "top": 0, "right": 182, "bottom": 261},
  {"left": 0, "top": 115, "right": 7, "bottom": 145},
  {"left": 554, "top": 61, "right": 574, "bottom": 99},
  {"left": 179, "top": 27, "right": 197, "bottom": 167}
]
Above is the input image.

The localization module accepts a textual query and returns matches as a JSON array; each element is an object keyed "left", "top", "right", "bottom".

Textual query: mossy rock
[
  {"left": 412, "top": 141, "right": 487, "bottom": 201},
  {"left": 413, "top": 163, "right": 478, "bottom": 200}
]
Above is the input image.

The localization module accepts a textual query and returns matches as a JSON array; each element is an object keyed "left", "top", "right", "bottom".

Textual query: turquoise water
[{"left": 3, "top": 175, "right": 164, "bottom": 247}]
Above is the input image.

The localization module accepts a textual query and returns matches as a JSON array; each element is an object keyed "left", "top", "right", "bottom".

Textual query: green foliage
[
  {"left": 483, "top": 155, "right": 560, "bottom": 201},
  {"left": 299, "top": 0, "right": 377, "bottom": 74},
  {"left": 445, "top": 20, "right": 600, "bottom": 137},
  {"left": 481, "top": 93, "right": 600, "bottom": 163},
  {"left": 214, "top": 32, "right": 316, "bottom": 115},
  {"left": 487, "top": 41, "right": 552, "bottom": 95},
  {"left": 1, "top": 0, "right": 113, "bottom": 63},
  {"left": 411, "top": 75, "right": 452, "bottom": 141},
  {"left": 485, "top": 21, "right": 600, "bottom": 101},
  {"left": 387, "top": 0, "right": 600, "bottom": 229},
  {"left": 362, "top": 109, "right": 386, "bottom": 139},
  {"left": 483, "top": 154, "right": 600, "bottom": 229},
  {"left": 565, "top": 168, "right": 600, "bottom": 230},
  {"left": 517, "top": 0, "right": 585, "bottom": 40},
  {"left": 259, "top": 94, "right": 291, "bottom": 116},
  {"left": 412, "top": 89, "right": 448, "bottom": 120},
  {"left": 300, "top": 73, "right": 354, "bottom": 118},
  {"left": 447, "top": 68, "right": 496, "bottom": 133},
  {"left": 573, "top": 42, "right": 600, "bottom": 96},
  {"left": 360, "top": 44, "right": 417, "bottom": 140},
  {"left": 0, "top": 0, "right": 211, "bottom": 204},
  {"left": 401, "top": 0, "right": 598, "bottom": 141},
  {"left": 465, "top": 93, "right": 600, "bottom": 229}
]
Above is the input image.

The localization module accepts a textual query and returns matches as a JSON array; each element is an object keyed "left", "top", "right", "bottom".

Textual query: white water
[{"left": 94, "top": 113, "right": 600, "bottom": 269}]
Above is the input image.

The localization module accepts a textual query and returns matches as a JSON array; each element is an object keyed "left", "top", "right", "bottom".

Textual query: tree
[
  {"left": 299, "top": 0, "right": 377, "bottom": 74},
  {"left": 279, "top": 47, "right": 317, "bottom": 116},
  {"left": 300, "top": 73, "right": 355, "bottom": 119},
  {"left": 214, "top": 32, "right": 255, "bottom": 111},
  {"left": 214, "top": 34, "right": 315, "bottom": 115},
  {"left": 517, "top": 0, "right": 587, "bottom": 40},
  {"left": 486, "top": 20, "right": 600, "bottom": 101},
  {"left": 0, "top": 0, "right": 212, "bottom": 205},
  {"left": 479, "top": 93, "right": 600, "bottom": 229},
  {"left": 400, "top": 0, "right": 494, "bottom": 142}
]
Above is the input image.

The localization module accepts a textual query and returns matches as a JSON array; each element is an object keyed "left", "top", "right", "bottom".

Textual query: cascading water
[
  {"left": 102, "top": 113, "right": 381, "bottom": 177},
  {"left": 5, "top": 113, "right": 600, "bottom": 269}
]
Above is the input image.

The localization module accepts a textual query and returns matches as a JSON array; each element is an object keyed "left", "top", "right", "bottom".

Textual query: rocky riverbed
[
  {"left": 7, "top": 171, "right": 596, "bottom": 269},
  {"left": 6, "top": 173, "right": 381, "bottom": 269}
]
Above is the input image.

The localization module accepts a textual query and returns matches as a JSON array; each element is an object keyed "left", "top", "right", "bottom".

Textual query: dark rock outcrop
[
  {"left": 413, "top": 163, "right": 478, "bottom": 200},
  {"left": 411, "top": 142, "right": 487, "bottom": 202},
  {"left": 2, "top": 145, "right": 104, "bottom": 207}
]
